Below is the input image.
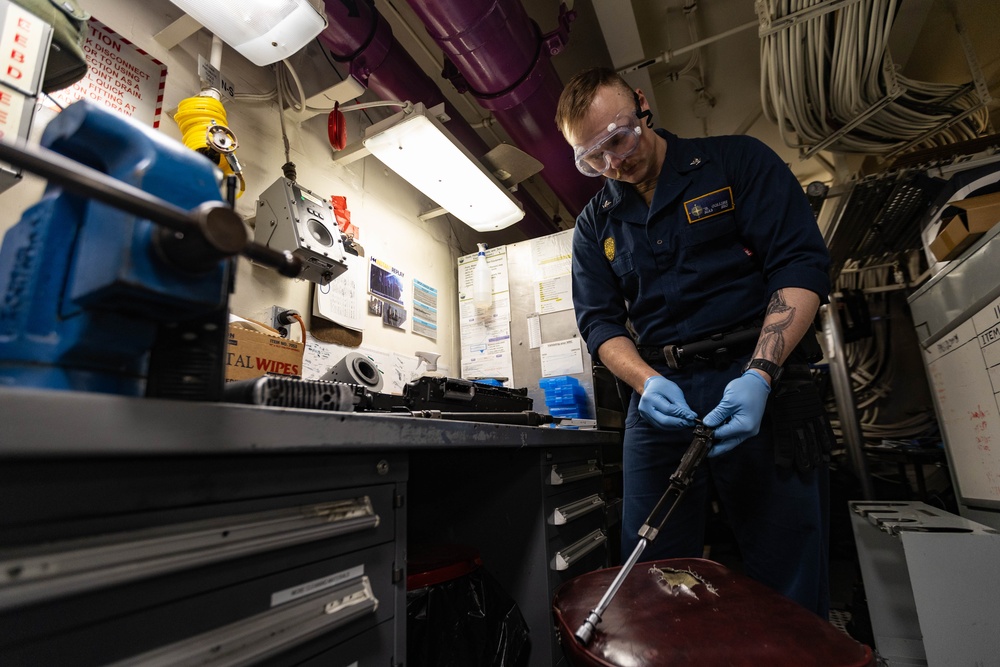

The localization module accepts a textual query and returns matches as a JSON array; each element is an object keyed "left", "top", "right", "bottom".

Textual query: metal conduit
[
  {"left": 404, "top": 0, "right": 600, "bottom": 216},
  {"left": 822, "top": 299, "right": 875, "bottom": 500},
  {"left": 317, "top": 0, "right": 559, "bottom": 238}
]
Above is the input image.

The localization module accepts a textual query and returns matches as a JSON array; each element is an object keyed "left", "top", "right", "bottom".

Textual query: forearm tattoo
[{"left": 754, "top": 289, "right": 795, "bottom": 363}]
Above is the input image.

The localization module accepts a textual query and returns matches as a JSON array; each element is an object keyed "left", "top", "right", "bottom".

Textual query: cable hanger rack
[{"left": 757, "top": 0, "right": 993, "bottom": 159}]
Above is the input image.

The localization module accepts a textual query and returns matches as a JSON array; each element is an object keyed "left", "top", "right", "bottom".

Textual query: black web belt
[{"left": 636, "top": 326, "right": 761, "bottom": 370}]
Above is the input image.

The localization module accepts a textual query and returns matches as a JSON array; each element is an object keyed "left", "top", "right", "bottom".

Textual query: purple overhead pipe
[
  {"left": 317, "top": 0, "right": 558, "bottom": 237},
  {"left": 403, "top": 0, "right": 599, "bottom": 216}
]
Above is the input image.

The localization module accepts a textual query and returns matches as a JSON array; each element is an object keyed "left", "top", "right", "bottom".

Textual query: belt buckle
[{"left": 662, "top": 345, "right": 682, "bottom": 370}]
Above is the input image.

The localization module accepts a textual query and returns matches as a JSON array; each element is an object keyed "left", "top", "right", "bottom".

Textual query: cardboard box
[
  {"left": 225, "top": 320, "right": 304, "bottom": 383},
  {"left": 930, "top": 191, "right": 1000, "bottom": 262}
]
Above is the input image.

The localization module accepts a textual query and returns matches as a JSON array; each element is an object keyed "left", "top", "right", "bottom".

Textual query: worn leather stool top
[{"left": 553, "top": 558, "right": 874, "bottom": 667}]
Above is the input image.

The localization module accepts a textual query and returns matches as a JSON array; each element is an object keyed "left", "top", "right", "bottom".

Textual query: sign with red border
[{"left": 48, "top": 18, "right": 167, "bottom": 128}]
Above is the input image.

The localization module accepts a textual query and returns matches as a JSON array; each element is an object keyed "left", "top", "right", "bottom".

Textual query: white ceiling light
[
  {"left": 166, "top": 0, "right": 328, "bottom": 66},
  {"left": 362, "top": 103, "right": 525, "bottom": 232}
]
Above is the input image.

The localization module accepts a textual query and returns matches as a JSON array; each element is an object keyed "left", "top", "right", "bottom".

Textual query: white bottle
[{"left": 473, "top": 243, "right": 492, "bottom": 309}]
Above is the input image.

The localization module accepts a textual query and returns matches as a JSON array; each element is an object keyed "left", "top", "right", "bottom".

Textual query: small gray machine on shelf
[
  {"left": 255, "top": 176, "right": 349, "bottom": 285},
  {"left": 322, "top": 352, "right": 384, "bottom": 392}
]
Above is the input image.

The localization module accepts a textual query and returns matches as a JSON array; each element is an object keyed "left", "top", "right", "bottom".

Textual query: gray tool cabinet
[{"left": 0, "top": 387, "right": 620, "bottom": 666}]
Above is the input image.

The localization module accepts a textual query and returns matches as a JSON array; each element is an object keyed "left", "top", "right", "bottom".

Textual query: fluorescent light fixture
[
  {"left": 167, "top": 0, "right": 328, "bottom": 66},
  {"left": 363, "top": 104, "right": 525, "bottom": 232}
]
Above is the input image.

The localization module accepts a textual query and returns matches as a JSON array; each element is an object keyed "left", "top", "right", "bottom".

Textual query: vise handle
[{"left": 0, "top": 138, "right": 302, "bottom": 278}]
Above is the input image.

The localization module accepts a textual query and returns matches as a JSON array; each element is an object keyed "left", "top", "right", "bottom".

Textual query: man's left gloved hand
[{"left": 703, "top": 370, "right": 771, "bottom": 457}]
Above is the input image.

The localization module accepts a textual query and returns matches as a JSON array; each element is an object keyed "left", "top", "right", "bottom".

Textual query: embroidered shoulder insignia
[{"left": 603, "top": 237, "right": 616, "bottom": 262}]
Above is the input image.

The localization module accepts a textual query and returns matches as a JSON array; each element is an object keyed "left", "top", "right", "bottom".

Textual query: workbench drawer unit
[
  {"left": 0, "top": 453, "right": 407, "bottom": 666},
  {"left": 407, "top": 443, "right": 610, "bottom": 667},
  {"left": 541, "top": 446, "right": 608, "bottom": 667},
  {"left": 545, "top": 489, "right": 608, "bottom": 577}
]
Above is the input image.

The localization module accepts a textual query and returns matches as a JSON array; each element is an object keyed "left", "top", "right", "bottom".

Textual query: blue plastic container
[{"left": 539, "top": 375, "right": 591, "bottom": 419}]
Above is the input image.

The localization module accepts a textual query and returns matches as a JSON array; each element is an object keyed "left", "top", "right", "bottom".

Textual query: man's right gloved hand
[{"left": 638, "top": 375, "right": 698, "bottom": 430}]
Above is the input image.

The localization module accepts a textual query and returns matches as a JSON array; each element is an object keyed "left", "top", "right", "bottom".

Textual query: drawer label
[{"left": 271, "top": 564, "right": 365, "bottom": 607}]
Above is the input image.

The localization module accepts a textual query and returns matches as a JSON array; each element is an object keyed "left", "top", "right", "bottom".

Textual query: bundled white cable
[
  {"left": 826, "top": 256, "right": 939, "bottom": 446},
  {"left": 760, "top": 0, "right": 988, "bottom": 155}
]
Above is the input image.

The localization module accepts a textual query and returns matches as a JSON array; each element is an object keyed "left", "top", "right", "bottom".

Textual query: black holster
[{"left": 768, "top": 366, "right": 834, "bottom": 473}]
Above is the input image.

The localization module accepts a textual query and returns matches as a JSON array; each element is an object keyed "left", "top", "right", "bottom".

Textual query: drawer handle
[
  {"left": 552, "top": 494, "right": 604, "bottom": 525},
  {"left": 548, "top": 461, "right": 601, "bottom": 485},
  {"left": 551, "top": 530, "right": 606, "bottom": 571},
  {"left": 106, "top": 576, "right": 378, "bottom": 666},
  {"left": 0, "top": 497, "right": 380, "bottom": 612}
]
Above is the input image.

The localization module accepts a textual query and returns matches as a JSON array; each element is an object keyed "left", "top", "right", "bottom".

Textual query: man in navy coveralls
[{"left": 557, "top": 67, "right": 832, "bottom": 617}]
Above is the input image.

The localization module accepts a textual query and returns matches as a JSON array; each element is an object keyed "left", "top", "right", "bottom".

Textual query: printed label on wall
[{"left": 48, "top": 18, "right": 167, "bottom": 127}]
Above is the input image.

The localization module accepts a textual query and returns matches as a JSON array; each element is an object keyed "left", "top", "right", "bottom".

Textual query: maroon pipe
[
  {"left": 403, "top": 0, "right": 599, "bottom": 216},
  {"left": 317, "top": 0, "right": 557, "bottom": 237}
]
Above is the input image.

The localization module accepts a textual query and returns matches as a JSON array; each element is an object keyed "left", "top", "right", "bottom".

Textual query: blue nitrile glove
[
  {"left": 638, "top": 376, "right": 698, "bottom": 430},
  {"left": 702, "top": 370, "right": 771, "bottom": 457}
]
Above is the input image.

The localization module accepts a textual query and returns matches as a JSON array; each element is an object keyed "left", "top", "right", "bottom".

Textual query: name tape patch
[{"left": 684, "top": 187, "right": 734, "bottom": 223}]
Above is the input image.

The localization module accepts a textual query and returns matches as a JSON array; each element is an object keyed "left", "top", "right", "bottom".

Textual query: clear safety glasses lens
[{"left": 573, "top": 114, "right": 642, "bottom": 177}]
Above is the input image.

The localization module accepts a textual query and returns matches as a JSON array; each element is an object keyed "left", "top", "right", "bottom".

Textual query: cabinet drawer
[
  {"left": 109, "top": 574, "right": 380, "bottom": 666},
  {"left": 1, "top": 484, "right": 395, "bottom": 612},
  {"left": 548, "top": 529, "right": 607, "bottom": 574},
  {"left": 1, "top": 534, "right": 400, "bottom": 665},
  {"left": 545, "top": 459, "right": 602, "bottom": 490},
  {"left": 544, "top": 487, "right": 606, "bottom": 544},
  {"left": 0, "top": 454, "right": 406, "bottom": 547},
  {"left": 549, "top": 493, "right": 605, "bottom": 527},
  {"left": 290, "top": 620, "right": 397, "bottom": 667},
  {"left": 542, "top": 446, "right": 602, "bottom": 497},
  {"left": 546, "top": 530, "right": 609, "bottom": 604}
]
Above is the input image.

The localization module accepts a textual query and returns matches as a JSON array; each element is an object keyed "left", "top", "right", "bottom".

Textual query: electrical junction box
[
  {"left": 254, "top": 177, "right": 349, "bottom": 284},
  {"left": 929, "top": 191, "right": 1000, "bottom": 262}
]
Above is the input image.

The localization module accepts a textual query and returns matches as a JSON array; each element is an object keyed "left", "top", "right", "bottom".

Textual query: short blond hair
[{"left": 556, "top": 67, "right": 634, "bottom": 135}]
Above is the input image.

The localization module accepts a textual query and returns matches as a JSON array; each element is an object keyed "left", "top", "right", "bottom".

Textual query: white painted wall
[{"left": 0, "top": 0, "right": 531, "bottom": 381}]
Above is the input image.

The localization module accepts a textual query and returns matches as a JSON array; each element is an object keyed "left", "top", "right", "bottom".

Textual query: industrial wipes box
[
  {"left": 930, "top": 191, "right": 1000, "bottom": 262},
  {"left": 225, "top": 318, "right": 304, "bottom": 382}
]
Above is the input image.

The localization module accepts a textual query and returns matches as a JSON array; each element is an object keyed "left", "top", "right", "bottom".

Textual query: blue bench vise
[{"left": 0, "top": 101, "right": 265, "bottom": 400}]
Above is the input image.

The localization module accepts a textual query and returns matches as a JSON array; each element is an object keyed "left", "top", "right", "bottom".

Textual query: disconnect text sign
[{"left": 49, "top": 18, "right": 166, "bottom": 127}]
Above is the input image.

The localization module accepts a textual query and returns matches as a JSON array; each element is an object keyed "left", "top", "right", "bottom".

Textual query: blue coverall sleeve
[
  {"left": 728, "top": 137, "right": 831, "bottom": 302},
  {"left": 571, "top": 209, "right": 632, "bottom": 357}
]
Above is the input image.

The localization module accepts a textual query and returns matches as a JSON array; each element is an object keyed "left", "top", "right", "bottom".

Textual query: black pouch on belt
[{"left": 769, "top": 369, "right": 834, "bottom": 473}]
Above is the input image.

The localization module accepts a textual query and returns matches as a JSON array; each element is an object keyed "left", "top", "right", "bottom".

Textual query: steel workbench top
[{"left": 0, "top": 387, "right": 619, "bottom": 455}]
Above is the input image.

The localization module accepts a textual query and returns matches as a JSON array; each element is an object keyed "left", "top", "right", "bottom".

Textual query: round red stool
[
  {"left": 553, "top": 558, "right": 875, "bottom": 667},
  {"left": 406, "top": 543, "right": 483, "bottom": 591}
]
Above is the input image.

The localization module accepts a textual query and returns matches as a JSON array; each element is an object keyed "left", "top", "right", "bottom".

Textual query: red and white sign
[{"left": 49, "top": 18, "right": 167, "bottom": 128}]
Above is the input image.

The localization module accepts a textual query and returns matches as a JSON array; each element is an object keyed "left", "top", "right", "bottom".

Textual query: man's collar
[
  {"left": 592, "top": 129, "right": 709, "bottom": 222},
  {"left": 657, "top": 128, "right": 710, "bottom": 174}
]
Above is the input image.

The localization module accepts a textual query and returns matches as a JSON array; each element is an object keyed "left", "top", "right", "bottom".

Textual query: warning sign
[{"left": 48, "top": 18, "right": 167, "bottom": 128}]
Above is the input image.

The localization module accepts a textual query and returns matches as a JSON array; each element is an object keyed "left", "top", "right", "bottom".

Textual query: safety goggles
[{"left": 573, "top": 109, "right": 643, "bottom": 177}]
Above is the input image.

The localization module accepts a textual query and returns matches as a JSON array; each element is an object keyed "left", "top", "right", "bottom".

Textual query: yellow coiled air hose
[{"left": 175, "top": 95, "right": 246, "bottom": 198}]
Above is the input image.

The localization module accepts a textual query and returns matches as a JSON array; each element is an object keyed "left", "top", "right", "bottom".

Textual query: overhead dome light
[{"left": 167, "top": 0, "right": 328, "bottom": 66}]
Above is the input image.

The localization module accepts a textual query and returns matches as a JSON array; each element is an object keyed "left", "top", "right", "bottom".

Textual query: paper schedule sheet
[
  {"left": 313, "top": 252, "right": 366, "bottom": 331},
  {"left": 540, "top": 338, "right": 584, "bottom": 377}
]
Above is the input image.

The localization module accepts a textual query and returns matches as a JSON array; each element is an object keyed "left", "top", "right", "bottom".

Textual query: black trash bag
[{"left": 407, "top": 567, "right": 530, "bottom": 667}]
